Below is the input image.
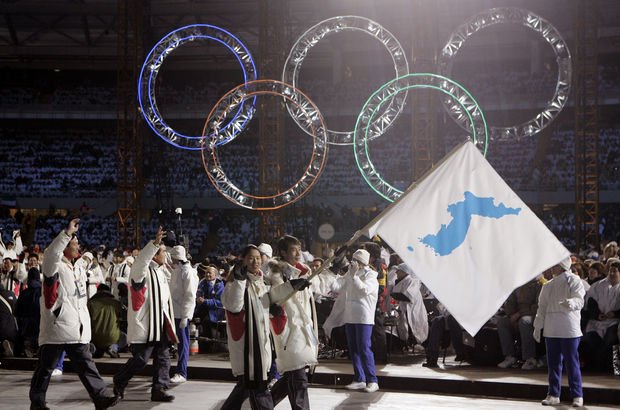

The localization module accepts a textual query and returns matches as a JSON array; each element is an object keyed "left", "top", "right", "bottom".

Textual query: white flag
[{"left": 363, "top": 141, "right": 569, "bottom": 336}]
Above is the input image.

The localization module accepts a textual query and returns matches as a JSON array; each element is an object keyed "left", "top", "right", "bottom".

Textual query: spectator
[
  {"left": 0, "top": 281, "right": 18, "bottom": 357},
  {"left": 582, "top": 257, "right": 620, "bottom": 372},
  {"left": 195, "top": 263, "right": 224, "bottom": 349},
  {"left": 497, "top": 278, "right": 543, "bottom": 370},
  {"left": 15, "top": 267, "right": 42, "bottom": 357},
  {"left": 87, "top": 284, "right": 122, "bottom": 359}
]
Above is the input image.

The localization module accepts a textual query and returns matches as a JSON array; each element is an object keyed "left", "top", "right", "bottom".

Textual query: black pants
[
  {"left": 30, "top": 343, "right": 109, "bottom": 406},
  {"left": 371, "top": 311, "right": 387, "bottom": 363},
  {"left": 113, "top": 332, "right": 171, "bottom": 392},
  {"left": 220, "top": 376, "right": 273, "bottom": 410},
  {"left": 270, "top": 368, "right": 309, "bottom": 410}
]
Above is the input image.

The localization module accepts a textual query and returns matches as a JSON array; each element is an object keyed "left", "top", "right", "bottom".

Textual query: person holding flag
[{"left": 533, "top": 259, "right": 585, "bottom": 407}]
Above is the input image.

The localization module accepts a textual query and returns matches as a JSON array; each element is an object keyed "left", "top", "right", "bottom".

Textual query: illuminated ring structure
[
  {"left": 438, "top": 7, "right": 571, "bottom": 141},
  {"left": 282, "top": 15, "right": 409, "bottom": 146},
  {"left": 138, "top": 24, "right": 258, "bottom": 150},
  {"left": 201, "top": 80, "right": 328, "bottom": 210},
  {"left": 354, "top": 73, "right": 488, "bottom": 202}
]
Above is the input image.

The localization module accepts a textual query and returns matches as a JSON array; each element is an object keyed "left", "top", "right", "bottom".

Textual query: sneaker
[
  {"left": 521, "top": 357, "right": 538, "bottom": 370},
  {"left": 572, "top": 397, "right": 583, "bottom": 407},
  {"left": 51, "top": 369, "right": 63, "bottom": 377},
  {"left": 364, "top": 382, "right": 379, "bottom": 393},
  {"left": 422, "top": 361, "right": 439, "bottom": 368},
  {"left": 541, "top": 395, "right": 560, "bottom": 406},
  {"left": 345, "top": 381, "right": 367, "bottom": 390},
  {"left": 170, "top": 374, "right": 187, "bottom": 384},
  {"left": 106, "top": 348, "right": 120, "bottom": 359},
  {"left": 2, "top": 340, "right": 14, "bottom": 357},
  {"left": 497, "top": 356, "right": 517, "bottom": 369}
]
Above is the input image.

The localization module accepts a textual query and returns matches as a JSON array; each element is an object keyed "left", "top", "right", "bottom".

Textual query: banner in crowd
[{"left": 363, "top": 141, "right": 569, "bottom": 335}]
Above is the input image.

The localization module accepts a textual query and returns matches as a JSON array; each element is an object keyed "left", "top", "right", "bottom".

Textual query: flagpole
[{"left": 278, "top": 139, "right": 472, "bottom": 303}]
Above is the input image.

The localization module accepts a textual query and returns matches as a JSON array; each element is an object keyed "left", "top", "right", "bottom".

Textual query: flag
[{"left": 363, "top": 141, "right": 569, "bottom": 335}]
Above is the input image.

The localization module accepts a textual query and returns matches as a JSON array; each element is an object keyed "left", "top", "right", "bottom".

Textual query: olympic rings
[
  {"left": 354, "top": 73, "right": 488, "bottom": 202},
  {"left": 438, "top": 8, "right": 571, "bottom": 141},
  {"left": 200, "top": 80, "right": 328, "bottom": 210},
  {"left": 282, "top": 15, "right": 409, "bottom": 146},
  {"left": 138, "top": 24, "right": 258, "bottom": 150}
]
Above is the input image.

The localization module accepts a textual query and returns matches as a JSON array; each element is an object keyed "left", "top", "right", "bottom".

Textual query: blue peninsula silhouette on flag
[
  {"left": 362, "top": 141, "right": 569, "bottom": 335},
  {"left": 420, "top": 191, "right": 521, "bottom": 256}
]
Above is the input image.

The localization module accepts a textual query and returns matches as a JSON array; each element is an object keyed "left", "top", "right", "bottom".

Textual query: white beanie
[
  {"left": 395, "top": 262, "right": 414, "bottom": 276},
  {"left": 352, "top": 249, "right": 370, "bottom": 265},
  {"left": 170, "top": 245, "right": 188, "bottom": 262},
  {"left": 559, "top": 256, "right": 572, "bottom": 271},
  {"left": 257, "top": 243, "right": 273, "bottom": 258}
]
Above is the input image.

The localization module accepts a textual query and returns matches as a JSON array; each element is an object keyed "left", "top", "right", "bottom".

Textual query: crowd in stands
[{"left": 3, "top": 125, "right": 620, "bottom": 199}]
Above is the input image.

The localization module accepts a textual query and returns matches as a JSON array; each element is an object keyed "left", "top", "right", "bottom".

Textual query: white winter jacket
[
  {"left": 221, "top": 272, "right": 272, "bottom": 380},
  {"left": 39, "top": 231, "right": 92, "bottom": 345},
  {"left": 170, "top": 261, "right": 199, "bottom": 320},
  {"left": 127, "top": 241, "right": 176, "bottom": 344},
  {"left": 534, "top": 271, "right": 585, "bottom": 338},
  {"left": 269, "top": 261, "right": 318, "bottom": 373}
]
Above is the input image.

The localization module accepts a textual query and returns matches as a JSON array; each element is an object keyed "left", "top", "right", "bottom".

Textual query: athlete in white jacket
[
  {"left": 113, "top": 227, "right": 177, "bottom": 403},
  {"left": 221, "top": 244, "right": 274, "bottom": 410},
  {"left": 169, "top": 245, "right": 198, "bottom": 384},
  {"left": 29, "top": 218, "right": 119, "bottom": 410},
  {"left": 268, "top": 235, "right": 315, "bottom": 410}
]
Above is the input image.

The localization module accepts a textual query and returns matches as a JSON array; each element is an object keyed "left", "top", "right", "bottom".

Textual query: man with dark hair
[
  {"left": 29, "top": 218, "right": 119, "bottom": 410},
  {"left": 88, "top": 284, "right": 122, "bottom": 358},
  {"left": 113, "top": 227, "right": 177, "bottom": 403},
  {"left": 269, "top": 234, "right": 315, "bottom": 410}
]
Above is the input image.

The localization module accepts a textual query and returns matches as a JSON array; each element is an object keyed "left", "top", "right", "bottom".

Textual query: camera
[
  {"left": 163, "top": 230, "right": 178, "bottom": 247},
  {"left": 175, "top": 207, "right": 183, "bottom": 215}
]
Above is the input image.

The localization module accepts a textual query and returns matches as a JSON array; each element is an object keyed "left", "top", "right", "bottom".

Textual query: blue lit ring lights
[
  {"left": 200, "top": 80, "right": 328, "bottom": 210},
  {"left": 354, "top": 73, "right": 488, "bottom": 202},
  {"left": 438, "top": 8, "right": 571, "bottom": 141},
  {"left": 138, "top": 24, "right": 258, "bottom": 150},
  {"left": 282, "top": 15, "right": 409, "bottom": 146}
]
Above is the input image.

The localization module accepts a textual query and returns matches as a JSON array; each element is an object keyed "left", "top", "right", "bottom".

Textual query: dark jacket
[
  {"left": 0, "top": 285, "right": 18, "bottom": 341},
  {"left": 87, "top": 289, "right": 122, "bottom": 348},
  {"left": 15, "top": 275, "right": 42, "bottom": 341}
]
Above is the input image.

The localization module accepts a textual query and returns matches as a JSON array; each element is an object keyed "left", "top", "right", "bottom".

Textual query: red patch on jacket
[
  {"left": 130, "top": 286, "right": 147, "bottom": 311},
  {"left": 295, "top": 263, "right": 309, "bottom": 277},
  {"left": 43, "top": 278, "right": 59, "bottom": 309},
  {"left": 270, "top": 310, "right": 287, "bottom": 335},
  {"left": 226, "top": 310, "right": 245, "bottom": 341}
]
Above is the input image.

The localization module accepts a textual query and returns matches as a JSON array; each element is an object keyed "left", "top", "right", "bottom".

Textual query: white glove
[
  {"left": 533, "top": 326, "right": 542, "bottom": 343},
  {"left": 559, "top": 299, "right": 577, "bottom": 310},
  {"left": 179, "top": 318, "right": 189, "bottom": 329}
]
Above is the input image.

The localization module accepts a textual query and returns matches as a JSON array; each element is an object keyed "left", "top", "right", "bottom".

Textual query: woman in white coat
[
  {"left": 329, "top": 249, "right": 380, "bottom": 393},
  {"left": 533, "top": 259, "right": 585, "bottom": 407},
  {"left": 221, "top": 244, "right": 274, "bottom": 410}
]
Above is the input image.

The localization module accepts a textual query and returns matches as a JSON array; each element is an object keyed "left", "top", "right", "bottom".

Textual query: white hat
[
  {"left": 352, "top": 249, "right": 370, "bottom": 265},
  {"left": 3, "top": 249, "right": 18, "bottom": 261},
  {"left": 170, "top": 245, "right": 188, "bottom": 262},
  {"left": 257, "top": 243, "right": 272, "bottom": 258},
  {"left": 559, "top": 257, "right": 572, "bottom": 271},
  {"left": 395, "top": 262, "right": 414, "bottom": 276},
  {"left": 81, "top": 252, "right": 94, "bottom": 263}
]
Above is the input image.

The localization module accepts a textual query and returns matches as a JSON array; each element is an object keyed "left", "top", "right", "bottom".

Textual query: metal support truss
[
  {"left": 410, "top": 0, "right": 439, "bottom": 179},
  {"left": 116, "top": 0, "right": 145, "bottom": 249},
  {"left": 574, "top": 0, "right": 600, "bottom": 252},
  {"left": 257, "top": 0, "right": 289, "bottom": 241}
]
